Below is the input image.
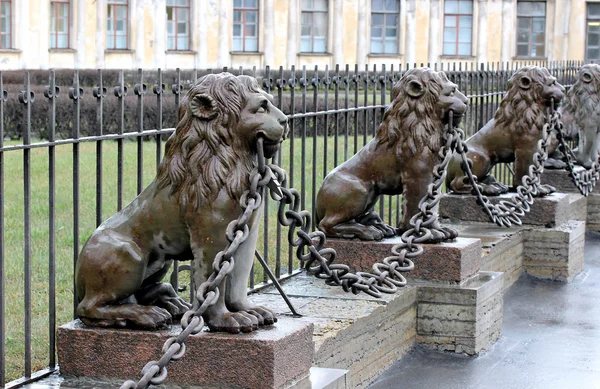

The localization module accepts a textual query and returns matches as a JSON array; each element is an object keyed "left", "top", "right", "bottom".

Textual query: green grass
[{"left": 1, "top": 133, "right": 403, "bottom": 383}]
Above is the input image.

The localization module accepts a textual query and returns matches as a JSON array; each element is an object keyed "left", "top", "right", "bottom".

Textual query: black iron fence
[{"left": 0, "top": 60, "right": 584, "bottom": 388}]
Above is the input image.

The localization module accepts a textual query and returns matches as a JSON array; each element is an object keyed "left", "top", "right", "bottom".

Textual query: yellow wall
[{"left": 0, "top": 0, "right": 592, "bottom": 71}]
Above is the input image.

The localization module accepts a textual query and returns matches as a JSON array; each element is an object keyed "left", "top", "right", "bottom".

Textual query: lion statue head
[
  {"left": 495, "top": 66, "right": 565, "bottom": 134},
  {"left": 561, "top": 64, "right": 600, "bottom": 127},
  {"left": 377, "top": 67, "right": 468, "bottom": 156},
  {"left": 156, "top": 73, "right": 289, "bottom": 210}
]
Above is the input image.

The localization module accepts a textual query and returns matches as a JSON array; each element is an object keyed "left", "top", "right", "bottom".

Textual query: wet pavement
[{"left": 368, "top": 231, "right": 600, "bottom": 389}]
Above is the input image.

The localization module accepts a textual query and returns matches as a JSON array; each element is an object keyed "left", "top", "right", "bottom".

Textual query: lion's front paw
[
  {"left": 373, "top": 223, "right": 397, "bottom": 238},
  {"left": 206, "top": 312, "right": 259, "bottom": 334},
  {"left": 479, "top": 183, "right": 507, "bottom": 196},
  {"left": 440, "top": 226, "right": 458, "bottom": 241},
  {"left": 535, "top": 184, "right": 556, "bottom": 197},
  {"left": 156, "top": 295, "right": 192, "bottom": 319},
  {"left": 131, "top": 306, "right": 172, "bottom": 329},
  {"left": 242, "top": 306, "right": 278, "bottom": 326}
]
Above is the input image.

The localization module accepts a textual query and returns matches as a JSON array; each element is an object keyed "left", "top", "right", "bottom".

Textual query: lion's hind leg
[
  {"left": 76, "top": 234, "right": 172, "bottom": 330},
  {"left": 355, "top": 211, "right": 396, "bottom": 238}
]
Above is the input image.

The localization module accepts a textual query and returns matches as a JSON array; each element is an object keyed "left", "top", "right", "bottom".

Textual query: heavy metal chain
[
  {"left": 553, "top": 110, "right": 600, "bottom": 196},
  {"left": 120, "top": 139, "right": 272, "bottom": 389},
  {"left": 265, "top": 123, "right": 461, "bottom": 298}
]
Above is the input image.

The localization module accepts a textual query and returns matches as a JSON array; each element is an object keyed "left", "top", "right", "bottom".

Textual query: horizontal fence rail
[{"left": 0, "top": 60, "right": 585, "bottom": 388}]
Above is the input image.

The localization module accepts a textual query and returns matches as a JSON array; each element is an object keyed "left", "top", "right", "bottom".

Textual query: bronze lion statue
[
  {"left": 75, "top": 73, "right": 288, "bottom": 332},
  {"left": 316, "top": 68, "right": 467, "bottom": 241},
  {"left": 558, "top": 64, "right": 600, "bottom": 168},
  {"left": 446, "top": 66, "right": 565, "bottom": 196}
]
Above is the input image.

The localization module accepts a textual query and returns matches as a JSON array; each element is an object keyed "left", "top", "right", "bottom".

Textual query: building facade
[{"left": 0, "top": 0, "right": 596, "bottom": 70}]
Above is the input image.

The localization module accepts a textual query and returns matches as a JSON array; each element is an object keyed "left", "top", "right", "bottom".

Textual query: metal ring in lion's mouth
[{"left": 262, "top": 140, "right": 282, "bottom": 158}]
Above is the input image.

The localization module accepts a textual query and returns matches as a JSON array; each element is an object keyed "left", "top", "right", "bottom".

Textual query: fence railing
[{"left": 0, "top": 59, "right": 585, "bottom": 388}]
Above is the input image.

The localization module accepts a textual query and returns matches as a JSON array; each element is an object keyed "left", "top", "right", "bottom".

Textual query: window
[
  {"left": 301, "top": 0, "right": 328, "bottom": 53},
  {"left": 233, "top": 0, "right": 258, "bottom": 52},
  {"left": 0, "top": 0, "right": 10, "bottom": 49},
  {"left": 50, "top": 0, "right": 70, "bottom": 49},
  {"left": 370, "top": 0, "right": 399, "bottom": 54},
  {"left": 167, "top": 0, "right": 190, "bottom": 51},
  {"left": 587, "top": 3, "right": 600, "bottom": 60},
  {"left": 443, "top": 0, "right": 473, "bottom": 56},
  {"left": 107, "top": 0, "right": 128, "bottom": 49},
  {"left": 516, "top": 1, "right": 546, "bottom": 57}
]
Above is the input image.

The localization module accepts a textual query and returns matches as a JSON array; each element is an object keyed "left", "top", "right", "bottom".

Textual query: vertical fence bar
[
  {"left": 363, "top": 65, "right": 369, "bottom": 146},
  {"left": 44, "top": 70, "right": 58, "bottom": 370},
  {"left": 323, "top": 66, "right": 330, "bottom": 176},
  {"left": 311, "top": 66, "right": 319, "bottom": 230},
  {"left": 93, "top": 70, "right": 106, "bottom": 227},
  {"left": 371, "top": 65, "right": 378, "bottom": 138},
  {"left": 115, "top": 71, "right": 127, "bottom": 211},
  {"left": 69, "top": 71, "right": 82, "bottom": 319},
  {"left": 155, "top": 69, "right": 165, "bottom": 173},
  {"left": 344, "top": 64, "right": 350, "bottom": 161},
  {"left": 0, "top": 71, "right": 5, "bottom": 388},
  {"left": 135, "top": 69, "right": 147, "bottom": 195},
  {"left": 353, "top": 64, "right": 359, "bottom": 155},
  {"left": 288, "top": 66, "right": 296, "bottom": 275},
  {"left": 334, "top": 65, "right": 340, "bottom": 166},
  {"left": 275, "top": 66, "right": 285, "bottom": 279},
  {"left": 19, "top": 72, "right": 34, "bottom": 378},
  {"left": 300, "top": 66, "right": 307, "bottom": 212}
]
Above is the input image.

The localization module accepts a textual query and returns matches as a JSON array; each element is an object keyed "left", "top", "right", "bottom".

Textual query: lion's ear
[
  {"left": 518, "top": 76, "right": 532, "bottom": 90},
  {"left": 190, "top": 94, "right": 218, "bottom": 120},
  {"left": 406, "top": 80, "right": 425, "bottom": 98},
  {"left": 582, "top": 72, "right": 593, "bottom": 83}
]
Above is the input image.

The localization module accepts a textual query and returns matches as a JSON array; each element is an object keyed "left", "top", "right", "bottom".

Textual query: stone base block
[
  {"left": 522, "top": 221, "right": 586, "bottom": 282},
  {"left": 452, "top": 224, "right": 525, "bottom": 290},
  {"left": 588, "top": 192, "right": 600, "bottom": 231},
  {"left": 416, "top": 271, "right": 504, "bottom": 355},
  {"left": 57, "top": 317, "right": 314, "bottom": 389},
  {"left": 440, "top": 192, "right": 570, "bottom": 227},
  {"left": 325, "top": 237, "right": 482, "bottom": 284},
  {"left": 568, "top": 193, "right": 588, "bottom": 222},
  {"left": 542, "top": 167, "right": 584, "bottom": 193}
]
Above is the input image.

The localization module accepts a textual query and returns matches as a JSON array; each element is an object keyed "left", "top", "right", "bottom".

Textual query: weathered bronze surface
[
  {"left": 75, "top": 73, "right": 288, "bottom": 332},
  {"left": 315, "top": 68, "right": 467, "bottom": 242},
  {"left": 558, "top": 64, "right": 600, "bottom": 168},
  {"left": 446, "top": 66, "right": 565, "bottom": 196}
]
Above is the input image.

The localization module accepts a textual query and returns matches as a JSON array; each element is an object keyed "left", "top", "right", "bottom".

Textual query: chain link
[
  {"left": 120, "top": 139, "right": 271, "bottom": 389},
  {"left": 453, "top": 105, "right": 558, "bottom": 227},
  {"left": 553, "top": 109, "right": 600, "bottom": 196}
]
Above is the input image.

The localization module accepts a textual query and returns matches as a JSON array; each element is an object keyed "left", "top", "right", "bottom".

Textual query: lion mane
[
  {"left": 494, "top": 66, "right": 553, "bottom": 136},
  {"left": 561, "top": 63, "right": 600, "bottom": 126},
  {"left": 376, "top": 68, "right": 445, "bottom": 156},
  {"left": 156, "top": 73, "right": 262, "bottom": 210}
]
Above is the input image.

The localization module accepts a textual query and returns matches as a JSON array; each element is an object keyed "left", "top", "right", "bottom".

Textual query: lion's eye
[{"left": 257, "top": 107, "right": 266, "bottom": 114}]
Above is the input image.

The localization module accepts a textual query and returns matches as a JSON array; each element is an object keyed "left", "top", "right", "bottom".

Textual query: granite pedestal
[
  {"left": 543, "top": 167, "right": 600, "bottom": 229},
  {"left": 57, "top": 317, "right": 314, "bottom": 389},
  {"left": 439, "top": 192, "right": 570, "bottom": 227}
]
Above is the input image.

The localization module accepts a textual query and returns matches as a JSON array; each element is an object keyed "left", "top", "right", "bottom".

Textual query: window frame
[
  {"left": 369, "top": 0, "right": 400, "bottom": 55},
  {"left": 166, "top": 0, "right": 191, "bottom": 51},
  {"left": 442, "top": 0, "right": 473, "bottom": 57},
  {"left": 515, "top": 1, "right": 547, "bottom": 58},
  {"left": 233, "top": 0, "right": 260, "bottom": 52},
  {"left": 0, "top": 0, "right": 12, "bottom": 49},
  {"left": 106, "top": 0, "right": 129, "bottom": 50},
  {"left": 50, "top": 0, "right": 71, "bottom": 50},
  {"left": 300, "top": 0, "right": 329, "bottom": 54},
  {"left": 586, "top": 2, "right": 600, "bottom": 61}
]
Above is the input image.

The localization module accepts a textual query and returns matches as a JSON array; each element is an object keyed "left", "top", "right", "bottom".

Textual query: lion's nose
[{"left": 278, "top": 115, "right": 288, "bottom": 126}]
